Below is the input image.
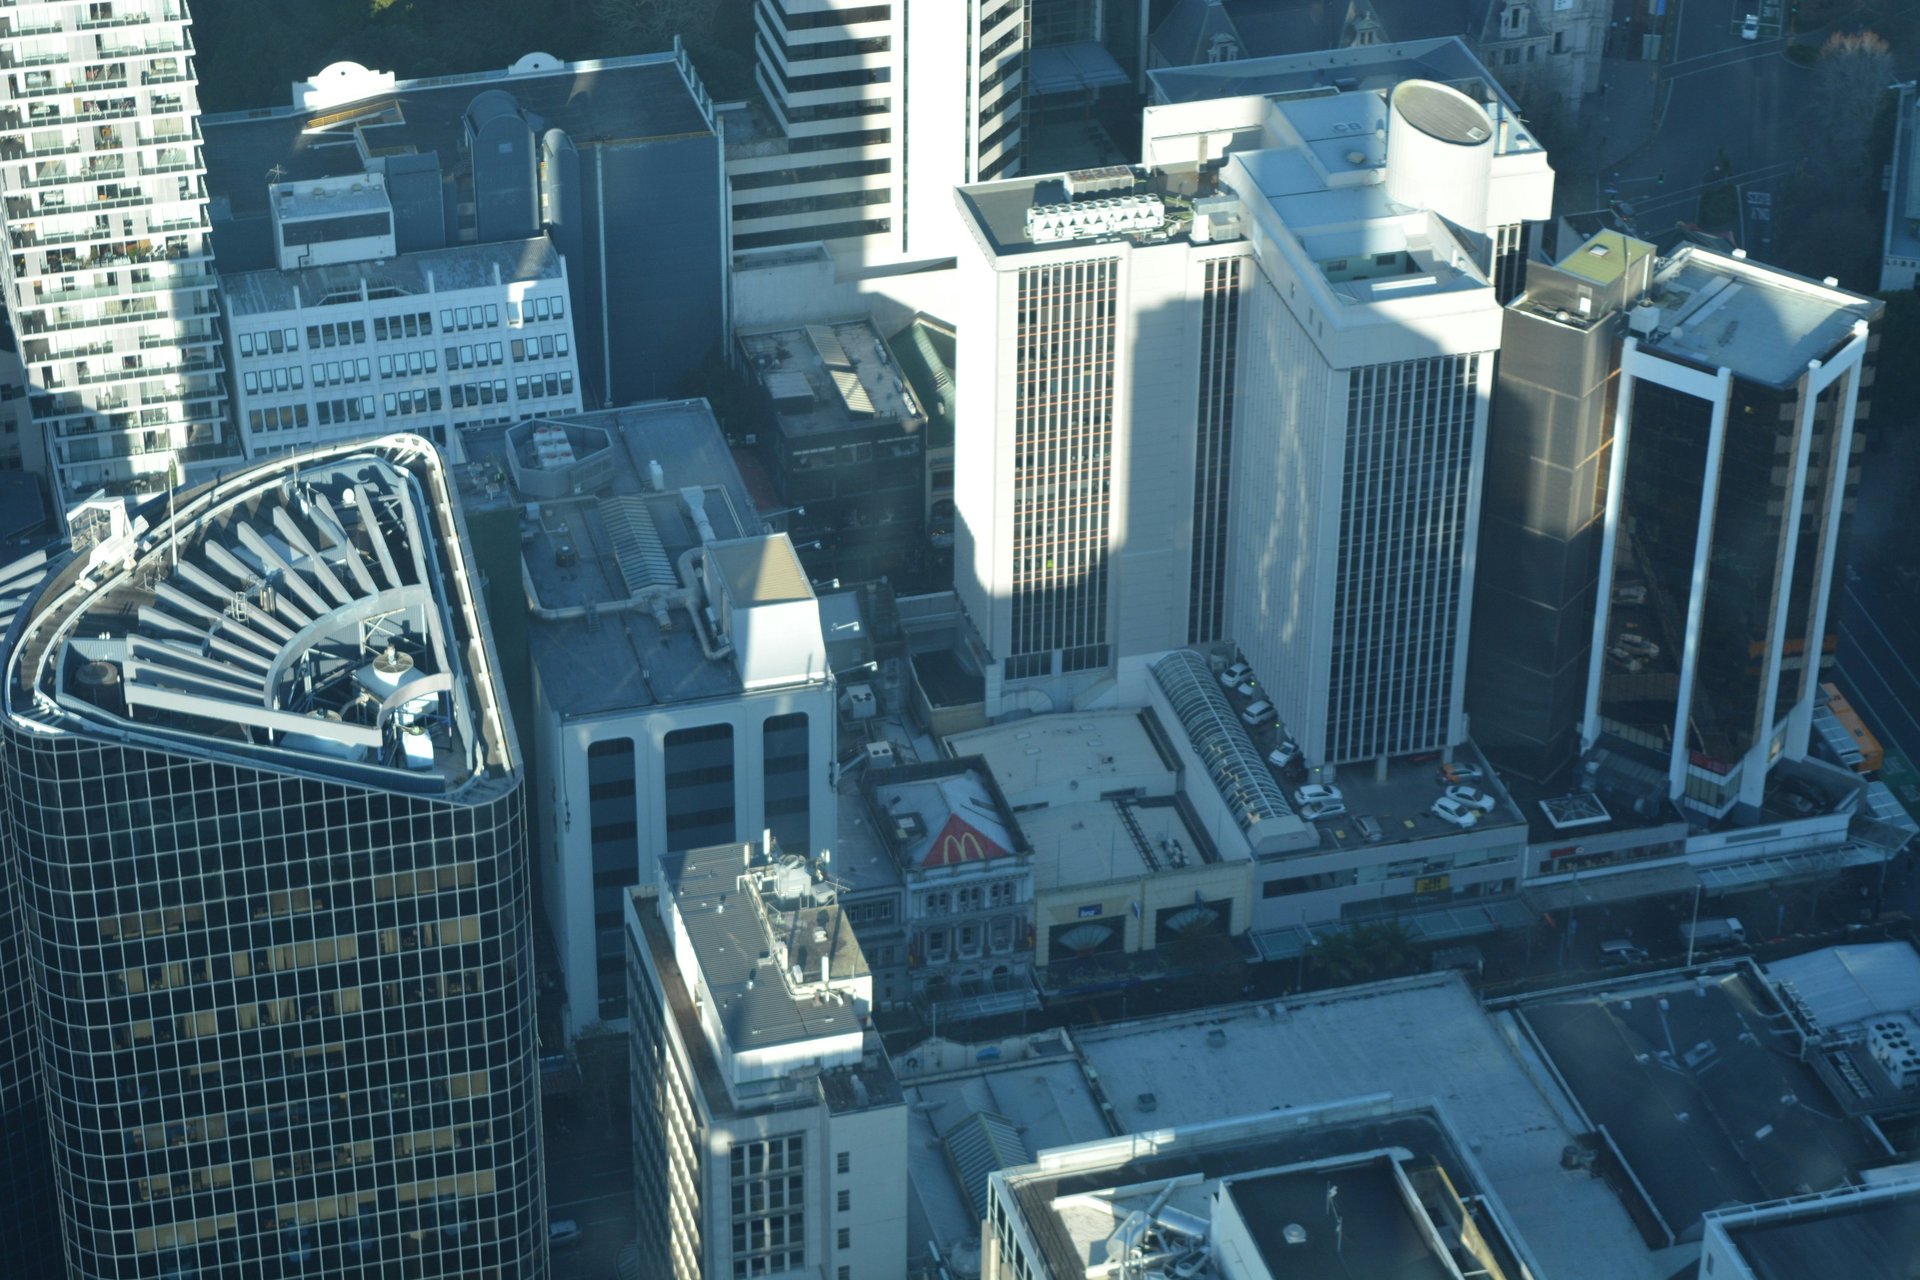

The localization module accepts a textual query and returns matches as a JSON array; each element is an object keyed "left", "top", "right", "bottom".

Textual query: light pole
[{"left": 1685, "top": 882, "right": 1704, "bottom": 967}]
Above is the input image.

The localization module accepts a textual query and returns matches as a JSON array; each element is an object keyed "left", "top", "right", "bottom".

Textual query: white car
[
  {"left": 1613, "top": 632, "right": 1659, "bottom": 659},
  {"left": 1431, "top": 795, "right": 1481, "bottom": 828},
  {"left": 1268, "top": 739, "right": 1301, "bottom": 769},
  {"left": 1241, "top": 699, "right": 1275, "bottom": 726},
  {"left": 1607, "top": 646, "right": 1646, "bottom": 672},
  {"left": 1220, "top": 661, "right": 1252, "bottom": 688},
  {"left": 1612, "top": 583, "right": 1648, "bottom": 605},
  {"left": 1294, "top": 783, "right": 1344, "bottom": 807},
  {"left": 550, "top": 1219, "right": 583, "bottom": 1248},
  {"left": 1740, "top": 12, "right": 1759, "bottom": 40},
  {"left": 1446, "top": 785, "right": 1496, "bottom": 814},
  {"left": 1300, "top": 800, "right": 1348, "bottom": 822}
]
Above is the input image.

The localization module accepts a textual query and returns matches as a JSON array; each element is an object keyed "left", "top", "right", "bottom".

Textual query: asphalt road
[
  {"left": 1605, "top": 0, "right": 1802, "bottom": 247},
  {"left": 544, "top": 1087, "right": 636, "bottom": 1280}
]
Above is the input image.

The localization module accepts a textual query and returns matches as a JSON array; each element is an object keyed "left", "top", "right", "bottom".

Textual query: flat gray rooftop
[
  {"left": 660, "top": 842, "right": 864, "bottom": 1051},
  {"left": 949, "top": 711, "right": 1172, "bottom": 802},
  {"left": 1076, "top": 974, "right": 1666, "bottom": 1280},
  {"left": 225, "top": 236, "right": 561, "bottom": 316},
  {"left": 1148, "top": 36, "right": 1534, "bottom": 140},
  {"left": 461, "top": 400, "right": 763, "bottom": 718},
  {"left": 1020, "top": 797, "right": 1210, "bottom": 892},
  {"left": 740, "top": 319, "right": 922, "bottom": 439},
  {"left": 900, "top": 1044, "right": 1112, "bottom": 1269},
  {"left": 203, "top": 53, "right": 711, "bottom": 273},
  {"left": 1721, "top": 1189, "right": 1920, "bottom": 1280},
  {"left": 1638, "top": 247, "right": 1878, "bottom": 388},
  {"left": 1518, "top": 969, "right": 1879, "bottom": 1236}
]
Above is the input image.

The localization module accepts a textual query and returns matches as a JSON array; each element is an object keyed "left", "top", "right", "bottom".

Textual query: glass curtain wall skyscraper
[
  {"left": 0, "top": 0, "right": 227, "bottom": 504},
  {"left": 0, "top": 435, "right": 544, "bottom": 1278},
  {"left": 1582, "top": 248, "right": 1880, "bottom": 816}
]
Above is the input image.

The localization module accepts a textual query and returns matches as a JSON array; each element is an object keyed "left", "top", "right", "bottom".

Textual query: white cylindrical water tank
[{"left": 1383, "top": 80, "right": 1494, "bottom": 235}]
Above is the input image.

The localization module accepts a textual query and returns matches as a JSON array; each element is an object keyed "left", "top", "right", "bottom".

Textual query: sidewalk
[{"left": 1551, "top": 55, "right": 1666, "bottom": 215}]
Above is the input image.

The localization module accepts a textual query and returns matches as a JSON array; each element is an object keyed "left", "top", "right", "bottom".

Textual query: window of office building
[
  {"left": 729, "top": 1135, "right": 805, "bottom": 1278},
  {"left": 762, "top": 713, "right": 810, "bottom": 855},
  {"left": 664, "top": 724, "right": 735, "bottom": 851},
  {"left": 1598, "top": 378, "right": 1714, "bottom": 751},
  {"left": 1008, "top": 258, "right": 1119, "bottom": 668},
  {"left": 1326, "top": 353, "right": 1481, "bottom": 761},
  {"left": 1189, "top": 258, "right": 1241, "bottom": 645},
  {"left": 589, "top": 737, "right": 638, "bottom": 1019}
]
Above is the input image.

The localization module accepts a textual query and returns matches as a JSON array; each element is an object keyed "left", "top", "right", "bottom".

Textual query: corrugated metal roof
[
  {"left": 1768, "top": 944, "right": 1920, "bottom": 1030},
  {"left": 942, "top": 1110, "right": 1030, "bottom": 1221},
  {"left": 599, "top": 494, "right": 675, "bottom": 594},
  {"left": 806, "top": 323, "right": 851, "bottom": 369},
  {"left": 830, "top": 367, "right": 874, "bottom": 416}
]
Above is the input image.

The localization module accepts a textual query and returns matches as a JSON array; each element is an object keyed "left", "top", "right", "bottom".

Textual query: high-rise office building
[
  {"left": 0, "top": 548, "right": 59, "bottom": 1276},
  {"left": 727, "top": 0, "right": 1025, "bottom": 262},
  {"left": 462, "top": 401, "right": 837, "bottom": 1038},
  {"left": 202, "top": 48, "right": 725, "bottom": 409},
  {"left": 1583, "top": 247, "right": 1880, "bottom": 817},
  {"left": 0, "top": 0, "right": 227, "bottom": 504},
  {"left": 624, "top": 841, "right": 905, "bottom": 1280},
  {"left": 952, "top": 165, "right": 1252, "bottom": 687},
  {"left": 952, "top": 58, "right": 1552, "bottom": 764},
  {"left": 0, "top": 435, "right": 545, "bottom": 1277},
  {"left": 223, "top": 226, "right": 584, "bottom": 459},
  {"left": 1469, "top": 230, "right": 1657, "bottom": 783}
]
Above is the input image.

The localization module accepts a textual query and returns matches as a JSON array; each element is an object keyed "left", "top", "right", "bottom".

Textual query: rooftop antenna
[
  {"left": 1327, "top": 1182, "right": 1343, "bottom": 1255},
  {"left": 266, "top": 164, "right": 287, "bottom": 185}
]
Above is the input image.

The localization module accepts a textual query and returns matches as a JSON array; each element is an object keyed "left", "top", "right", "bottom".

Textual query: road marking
[
  {"left": 548, "top": 1191, "right": 628, "bottom": 1213},
  {"left": 1666, "top": 45, "right": 1790, "bottom": 79},
  {"left": 1845, "top": 581, "right": 1920, "bottom": 687}
]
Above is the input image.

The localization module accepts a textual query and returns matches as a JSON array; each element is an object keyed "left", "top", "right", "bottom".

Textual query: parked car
[
  {"left": 1241, "top": 699, "right": 1276, "bottom": 726},
  {"left": 1611, "top": 583, "right": 1648, "bottom": 605},
  {"left": 1600, "top": 939, "right": 1650, "bottom": 966},
  {"left": 1741, "top": 12, "right": 1759, "bottom": 40},
  {"left": 1445, "top": 785, "right": 1496, "bottom": 814},
  {"left": 549, "top": 1219, "right": 582, "bottom": 1249},
  {"left": 1606, "top": 645, "right": 1646, "bottom": 672},
  {"left": 1294, "top": 783, "right": 1344, "bottom": 807},
  {"left": 1431, "top": 795, "right": 1481, "bottom": 828},
  {"left": 1268, "top": 738, "right": 1301, "bottom": 769},
  {"left": 1300, "top": 800, "right": 1348, "bottom": 822},
  {"left": 1236, "top": 679, "right": 1260, "bottom": 698},
  {"left": 1220, "top": 661, "right": 1252, "bottom": 689},
  {"left": 1436, "top": 762, "right": 1484, "bottom": 785},
  {"left": 1613, "top": 632, "right": 1660, "bottom": 660}
]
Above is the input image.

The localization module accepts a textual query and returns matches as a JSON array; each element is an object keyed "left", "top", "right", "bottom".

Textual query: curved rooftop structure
[
  {"left": 1150, "top": 650, "right": 1294, "bottom": 838},
  {"left": 4, "top": 434, "right": 514, "bottom": 794}
]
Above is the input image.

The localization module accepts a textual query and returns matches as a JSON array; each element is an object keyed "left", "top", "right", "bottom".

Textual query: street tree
[{"left": 1806, "top": 31, "right": 1895, "bottom": 186}]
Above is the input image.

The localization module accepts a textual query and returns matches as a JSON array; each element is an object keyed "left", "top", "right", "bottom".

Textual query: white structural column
[{"left": 1781, "top": 322, "right": 1871, "bottom": 763}]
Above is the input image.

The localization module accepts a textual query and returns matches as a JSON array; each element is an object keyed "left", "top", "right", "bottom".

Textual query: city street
[
  {"left": 544, "top": 1084, "right": 636, "bottom": 1280},
  {"left": 1589, "top": 0, "right": 1802, "bottom": 242}
]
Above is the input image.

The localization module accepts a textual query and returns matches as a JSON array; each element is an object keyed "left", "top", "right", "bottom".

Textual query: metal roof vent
[
  {"left": 1283, "top": 1223, "right": 1307, "bottom": 1246},
  {"left": 373, "top": 644, "right": 414, "bottom": 679}
]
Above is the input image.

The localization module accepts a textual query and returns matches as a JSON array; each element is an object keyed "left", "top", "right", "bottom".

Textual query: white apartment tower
[
  {"left": 952, "top": 73, "right": 1552, "bottom": 757},
  {"left": 625, "top": 843, "right": 907, "bottom": 1280},
  {"left": 730, "top": 0, "right": 1025, "bottom": 262},
  {"left": 952, "top": 168, "right": 1251, "bottom": 689},
  {"left": 1210, "top": 80, "right": 1552, "bottom": 767},
  {"left": 0, "top": 0, "right": 224, "bottom": 504}
]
